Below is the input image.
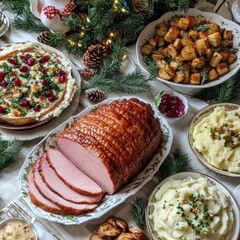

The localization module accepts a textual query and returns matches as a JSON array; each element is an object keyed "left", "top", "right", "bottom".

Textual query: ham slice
[
  {"left": 33, "top": 160, "right": 98, "bottom": 215},
  {"left": 38, "top": 154, "right": 103, "bottom": 204},
  {"left": 27, "top": 167, "right": 66, "bottom": 215},
  {"left": 46, "top": 149, "right": 103, "bottom": 196}
]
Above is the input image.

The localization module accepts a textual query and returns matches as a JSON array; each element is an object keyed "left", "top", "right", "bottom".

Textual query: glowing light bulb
[
  {"left": 68, "top": 40, "right": 75, "bottom": 46},
  {"left": 78, "top": 43, "right": 82, "bottom": 47}
]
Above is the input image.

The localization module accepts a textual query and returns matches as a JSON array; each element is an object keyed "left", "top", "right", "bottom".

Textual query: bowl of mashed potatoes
[
  {"left": 0, "top": 218, "right": 37, "bottom": 240},
  {"left": 189, "top": 103, "right": 240, "bottom": 177},
  {"left": 146, "top": 172, "right": 240, "bottom": 240}
]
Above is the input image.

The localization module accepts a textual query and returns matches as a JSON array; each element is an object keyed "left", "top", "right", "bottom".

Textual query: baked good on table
[
  {"left": 0, "top": 42, "right": 76, "bottom": 126},
  {"left": 27, "top": 98, "right": 163, "bottom": 215}
]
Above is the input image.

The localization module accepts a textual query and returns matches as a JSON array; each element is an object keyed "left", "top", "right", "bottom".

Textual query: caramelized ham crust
[{"left": 57, "top": 98, "right": 162, "bottom": 194}]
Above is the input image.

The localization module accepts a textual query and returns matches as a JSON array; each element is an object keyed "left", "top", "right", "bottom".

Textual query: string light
[
  {"left": 113, "top": 0, "right": 127, "bottom": 14},
  {"left": 68, "top": 39, "right": 75, "bottom": 46},
  {"left": 78, "top": 42, "right": 82, "bottom": 47}
]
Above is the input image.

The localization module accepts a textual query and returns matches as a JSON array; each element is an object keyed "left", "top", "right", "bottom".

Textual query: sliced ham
[
  {"left": 46, "top": 149, "right": 103, "bottom": 196},
  {"left": 27, "top": 167, "right": 66, "bottom": 215},
  {"left": 33, "top": 160, "right": 98, "bottom": 215},
  {"left": 57, "top": 98, "right": 162, "bottom": 194},
  {"left": 38, "top": 154, "right": 103, "bottom": 204}
]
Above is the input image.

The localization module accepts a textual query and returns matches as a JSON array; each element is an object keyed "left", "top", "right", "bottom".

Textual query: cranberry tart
[{"left": 0, "top": 42, "right": 76, "bottom": 126}]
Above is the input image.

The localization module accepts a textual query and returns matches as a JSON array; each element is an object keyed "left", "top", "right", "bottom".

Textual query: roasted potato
[{"left": 142, "top": 14, "right": 237, "bottom": 85}]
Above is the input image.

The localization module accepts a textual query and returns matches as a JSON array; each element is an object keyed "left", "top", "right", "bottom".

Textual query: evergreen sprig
[
  {"left": 45, "top": 32, "right": 65, "bottom": 47},
  {"left": 193, "top": 71, "right": 240, "bottom": 103},
  {"left": 0, "top": 137, "right": 23, "bottom": 170},
  {"left": 130, "top": 197, "right": 146, "bottom": 230},
  {"left": 98, "top": 41, "right": 125, "bottom": 77},
  {"left": 83, "top": 69, "right": 152, "bottom": 93},
  {"left": 156, "top": 149, "right": 191, "bottom": 180}
]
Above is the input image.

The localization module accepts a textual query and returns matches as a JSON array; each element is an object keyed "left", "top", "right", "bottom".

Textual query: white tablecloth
[{"left": 0, "top": 1, "right": 239, "bottom": 239}]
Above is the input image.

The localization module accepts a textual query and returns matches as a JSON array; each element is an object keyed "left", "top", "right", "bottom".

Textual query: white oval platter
[{"left": 18, "top": 96, "right": 173, "bottom": 225}]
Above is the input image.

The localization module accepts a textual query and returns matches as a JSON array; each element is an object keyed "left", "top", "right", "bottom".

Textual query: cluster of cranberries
[
  {"left": 0, "top": 54, "right": 67, "bottom": 114},
  {"left": 158, "top": 94, "right": 185, "bottom": 118}
]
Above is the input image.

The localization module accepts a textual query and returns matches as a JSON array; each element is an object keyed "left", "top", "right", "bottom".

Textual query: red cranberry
[
  {"left": 14, "top": 78, "right": 21, "bottom": 86},
  {"left": 1, "top": 80, "right": 8, "bottom": 88},
  {"left": 158, "top": 94, "right": 185, "bottom": 118},
  {"left": 59, "top": 74, "right": 67, "bottom": 83},
  {"left": 0, "top": 106, "right": 4, "bottom": 113},
  {"left": 34, "top": 105, "right": 41, "bottom": 112},
  {"left": 41, "top": 67, "right": 46, "bottom": 73},
  {"left": 42, "top": 79, "right": 47, "bottom": 86},
  {"left": 59, "top": 69, "right": 66, "bottom": 76},
  {"left": 21, "top": 99, "right": 30, "bottom": 107},
  {"left": 45, "top": 90, "right": 54, "bottom": 98},
  {"left": 25, "top": 54, "right": 31, "bottom": 59},
  {"left": 19, "top": 66, "right": 29, "bottom": 73},
  {"left": 0, "top": 72, "right": 4, "bottom": 81},
  {"left": 48, "top": 95, "right": 56, "bottom": 102},
  {"left": 40, "top": 55, "right": 50, "bottom": 63},
  {"left": 25, "top": 58, "right": 35, "bottom": 66},
  {"left": 8, "top": 59, "right": 17, "bottom": 65}
]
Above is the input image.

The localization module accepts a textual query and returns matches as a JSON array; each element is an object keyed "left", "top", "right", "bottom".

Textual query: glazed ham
[
  {"left": 38, "top": 154, "right": 103, "bottom": 204},
  {"left": 57, "top": 98, "right": 162, "bottom": 194},
  {"left": 33, "top": 160, "right": 98, "bottom": 215}
]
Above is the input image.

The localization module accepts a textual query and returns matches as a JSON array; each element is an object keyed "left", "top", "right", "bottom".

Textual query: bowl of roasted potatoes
[{"left": 136, "top": 8, "right": 240, "bottom": 95}]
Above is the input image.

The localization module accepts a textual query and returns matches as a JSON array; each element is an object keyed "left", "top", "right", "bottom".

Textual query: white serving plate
[
  {"left": 146, "top": 172, "right": 240, "bottom": 240},
  {"left": 0, "top": 42, "right": 81, "bottom": 141},
  {"left": 188, "top": 102, "right": 240, "bottom": 177},
  {"left": 18, "top": 96, "right": 173, "bottom": 225},
  {"left": 136, "top": 8, "right": 240, "bottom": 95}
]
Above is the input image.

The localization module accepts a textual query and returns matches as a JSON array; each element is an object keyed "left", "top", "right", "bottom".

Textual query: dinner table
[{"left": 0, "top": 0, "right": 240, "bottom": 239}]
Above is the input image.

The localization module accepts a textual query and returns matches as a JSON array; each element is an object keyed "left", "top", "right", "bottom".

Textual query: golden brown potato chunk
[
  {"left": 173, "top": 38, "right": 182, "bottom": 50},
  {"left": 158, "top": 68, "right": 173, "bottom": 80},
  {"left": 191, "top": 58, "right": 205, "bottom": 69},
  {"left": 141, "top": 44, "right": 153, "bottom": 55},
  {"left": 190, "top": 73, "right": 201, "bottom": 84},
  {"left": 164, "top": 27, "right": 180, "bottom": 43},
  {"left": 177, "top": 17, "right": 190, "bottom": 30},
  {"left": 181, "top": 36, "right": 194, "bottom": 47},
  {"left": 156, "top": 22, "right": 168, "bottom": 37},
  {"left": 209, "top": 68, "right": 219, "bottom": 81},
  {"left": 210, "top": 52, "right": 223, "bottom": 67},
  {"left": 188, "top": 29, "right": 199, "bottom": 41},
  {"left": 216, "top": 63, "right": 229, "bottom": 75},
  {"left": 227, "top": 52, "right": 237, "bottom": 64},
  {"left": 173, "top": 71, "right": 185, "bottom": 83},
  {"left": 195, "top": 39, "right": 209, "bottom": 56},
  {"left": 207, "top": 32, "right": 222, "bottom": 47},
  {"left": 223, "top": 30, "right": 233, "bottom": 40},
  {"left": 181, "top": 45, "right": 197, "bottom": 61}
]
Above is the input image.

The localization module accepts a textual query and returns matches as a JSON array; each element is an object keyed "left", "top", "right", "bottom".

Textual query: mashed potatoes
[
  {"left": 149, "top": 177, "right": 233, "bottom": 240},
  {"left": 192, "top": 106, "right": 240, "bottom": 173}
]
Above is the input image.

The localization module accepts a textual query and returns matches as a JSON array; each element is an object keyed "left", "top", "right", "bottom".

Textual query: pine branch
[
  {"left": 130, "top": 198, "right": 146, "bottom": 230},
  {"left": 83, "top": 69, "right": 151, "bottom": 93},
  {"left": 13, "top": 5, "right": 48, "bottom": 33},
  {"left": 98, "top": 42, "right": 125, "bottom": 77},
  {"left": 143, "top": 55, "right": 158, "bottom": 79},
  {"left": 113, "top": 13, "right": 145, "bottom": 45},
  {"left": 82, "top": 75, "right": 119, "bottom": 92},
  {"left": 117, "top": 70, "right": 152, "bottom": 93},
  {"left": 193, "top": 77, "right": 240, "bottom": 103},
  {"left": 2, "top": 0, "right": 29, "bottom": 16},
  {"left": 46, "top": 32, "right": 65, "bottom": 47},
  {"left": 156, "top": 148, "right": 191, "bottom": 180},
  {"left": 63, "top": 13, "right": 87, "bottom": 31},
  {"left": 0, "top": 138, "right": 23, "bottom": 170}
]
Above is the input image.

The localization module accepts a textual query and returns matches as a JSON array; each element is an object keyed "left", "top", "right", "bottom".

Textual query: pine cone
[
  {"left": 83, "top": 42, "right": 112, "bottom": 69},
  {"left": 79, "top": 68, "right": 95, "bottom": 81},
  {"left": 87, "top": 89, "right": 106, "bottom": 104},
  {"left": 37, "top": 31, "right": 51, "bottom": 45},
  {"left": 133, "top": 0, "right": 147, "bottom": 12}
]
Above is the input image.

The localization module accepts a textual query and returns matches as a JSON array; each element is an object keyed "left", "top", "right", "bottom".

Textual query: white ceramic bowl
[
  {"left": 136, "top": 8, "right": 240, "bottom": 95},
  {"left": 188, "top": 103, "right": 240, "bottom": 177},
  {"left": 0, "top": 218, "right": 38, "bottom": 239},
  {"left": 146, "top": 172, "right": 240, "bottom": 240},
  {"left": 156, "top": 90, "right": 189, "bottom": 124}
]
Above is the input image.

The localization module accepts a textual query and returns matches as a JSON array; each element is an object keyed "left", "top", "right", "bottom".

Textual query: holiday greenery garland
[{"left": 3, "top": 0, "right": 239, "bottom": 100}]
